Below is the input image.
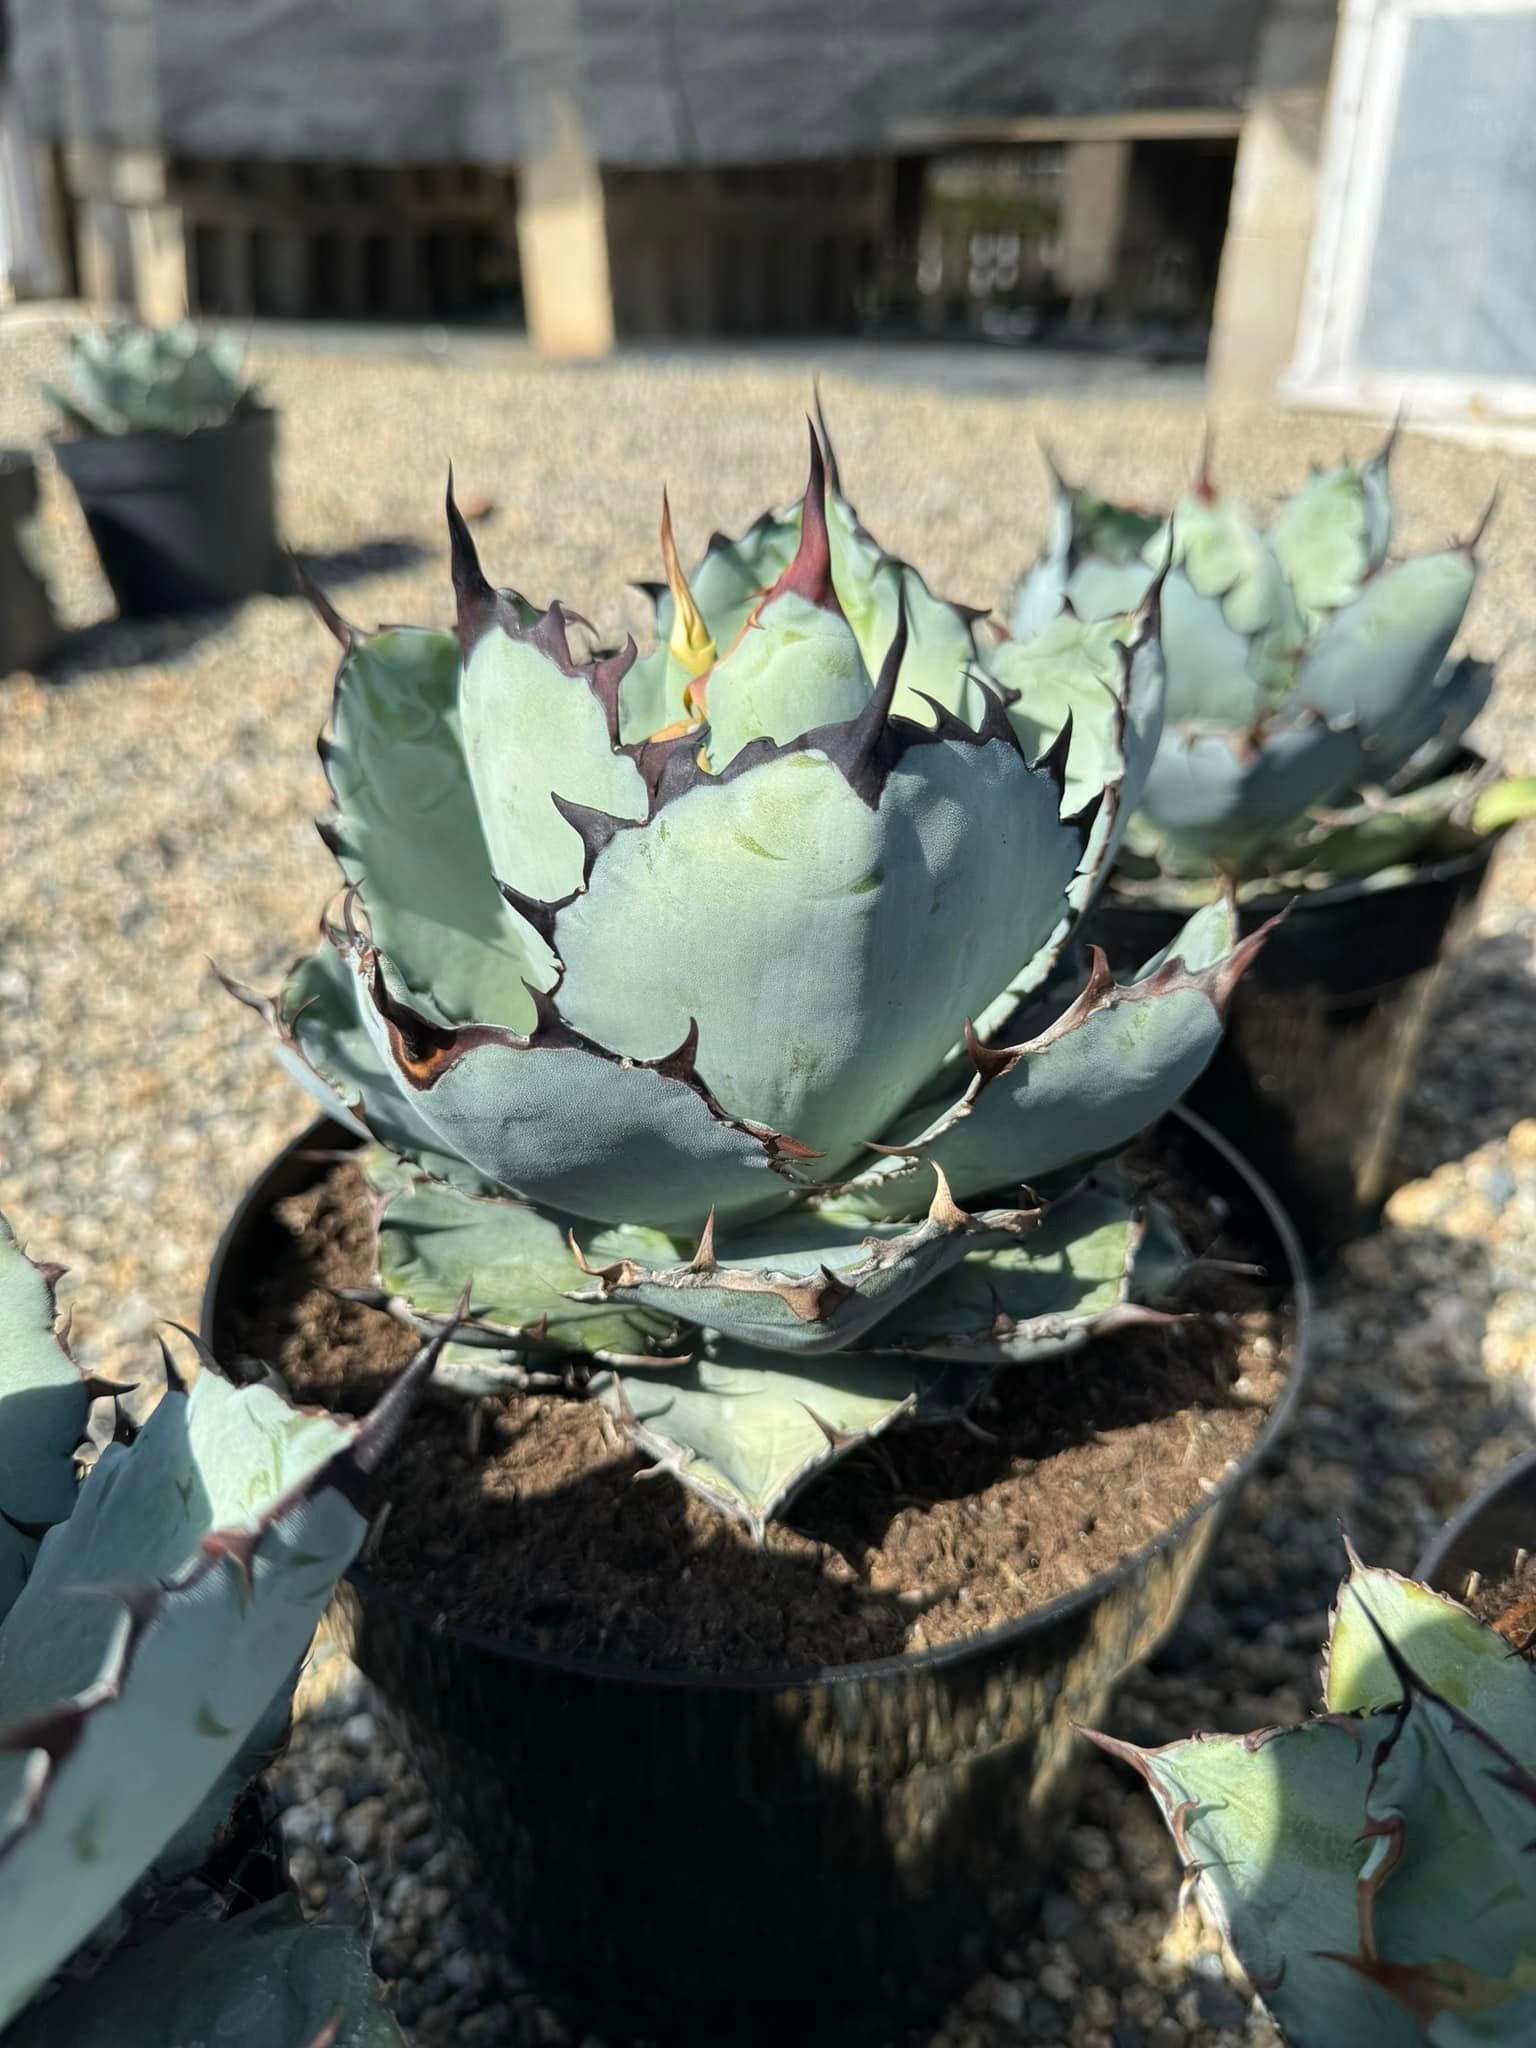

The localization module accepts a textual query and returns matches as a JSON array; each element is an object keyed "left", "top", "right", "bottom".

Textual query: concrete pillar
[
  {"left": 515, "top": 92, "right": 614, "bottom": 360},
  {"left": 1207, "top": 0, "right": 1340, "bottom": 400},
  {"left": 67, "top": 147, "right": 187, "bottom": 322},
  {"left": 1059, "top": 139, "right": 1132, "bottom": 308}
]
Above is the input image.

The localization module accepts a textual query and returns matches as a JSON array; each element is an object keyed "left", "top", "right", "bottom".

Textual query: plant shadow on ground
[{"left": 38, "top": 538, "right": 428, "bottom": 683}]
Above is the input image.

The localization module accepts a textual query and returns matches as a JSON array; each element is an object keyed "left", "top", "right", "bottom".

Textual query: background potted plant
[
  {"left": 1011, "top": 436, "right": 1536, "bottom": 1253},
  {"left": 1090, "top": 1488, "right": 1536, "bottom": 2046},
  {"left": 0, "top": 1201, "right": 429, "bottom": 2043},
  {"left": 44, "top": 324, "right": 280, "bottom": 620},
  {"left": 0, "top": 448, "right": 59, "bottom": 674},
  {"left": 207, "top": 422, "right": 1312, "bottom": 2044}
]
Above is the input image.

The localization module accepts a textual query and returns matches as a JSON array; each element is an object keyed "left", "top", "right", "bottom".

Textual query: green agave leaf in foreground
[
  {"left": 0, "top": 1350, "right": 415, "bottom": 2027},
  {"left": 1096, "top": 1717, "right": 1426, "bottom": 2048},
  {"left": 1324, "top": 1560, "right": 1536, "bottom": 1757},
  {"left": 5, "top": 1894, "right": 404, "bottom": 2047}
]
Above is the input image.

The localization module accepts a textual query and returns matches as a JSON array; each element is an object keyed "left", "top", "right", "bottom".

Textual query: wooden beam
[{"left": 888, "top": 109, "right": 1245, "bottom": 148}]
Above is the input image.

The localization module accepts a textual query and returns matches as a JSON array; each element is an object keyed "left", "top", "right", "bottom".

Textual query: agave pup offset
[
  {"left": 1088, "top": 1550, "right": 1536, "bottom": 2044},
  {"left": 1012, "top": 432, "right": 1523, "bottom": 887},
  {"left": 0, "top": 1207, "right": 423, "bottom": 2044},
  {"left": 226, "top": 416, "right": 1269, "bottom": 1537}
]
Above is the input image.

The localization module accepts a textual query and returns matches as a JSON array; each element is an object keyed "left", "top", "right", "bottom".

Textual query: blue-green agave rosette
[
  {"left": 1088, "top": 1550, "right": 1536, "bottom": 2045},
  {"left": 0, "top": 1210, "right": 420, "bottom": 2042},
  {"left": 1013, "top": 433, "right": 1497, "bottom": 877},
  {"left": 227, "top": 421, "right": 1265, "bottom": 1535}
]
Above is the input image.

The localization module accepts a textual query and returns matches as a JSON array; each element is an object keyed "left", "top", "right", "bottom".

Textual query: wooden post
[
  {"left": 1207, "top": 0, "right": 1340, "bottom": 399},
  {"left": 515, "top": 89, "right": 614, "bottom": 359},
  {"left": 1059, "top": 139, "right": 1132, "bottom": 314}
]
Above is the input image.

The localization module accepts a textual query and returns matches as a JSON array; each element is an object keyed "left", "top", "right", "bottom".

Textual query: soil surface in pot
[
  {"left": 223, "top": 1132, "right": 1287, "bottom": 1675},
  {"left": 1466, "top": 1557, "right": 1536, "bottom": 1653}
]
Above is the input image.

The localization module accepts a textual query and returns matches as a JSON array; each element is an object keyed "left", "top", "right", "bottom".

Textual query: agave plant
[
  {"left": 1011, "top": 432, "right": 1522, "bottom": 885},
  {"left": 224, "top": 415, "right": 1267, "bottom": 1537},
  {"left": 0, "top": 1206, "right": 422, "bottom": 2043},
  {"left": 42, "top": 324, "right": 254, "bottom": 438},
  {"left": 1088, "top": 1549, "right": 1536, "bottom": 2044}
]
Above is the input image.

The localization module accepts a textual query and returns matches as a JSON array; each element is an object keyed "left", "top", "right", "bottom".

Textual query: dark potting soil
[
  {"left": 220, "top": 1135, "right": 1288, "bottom": 1676},
  {"left": 1465, "top": 1555, "right": 1536, "bottom": 1656}
]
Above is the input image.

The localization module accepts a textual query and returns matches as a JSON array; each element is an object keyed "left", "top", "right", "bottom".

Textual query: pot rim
[
  {"left": 1414, "top": 1444, "right": 1536, "bottom": 1591},
  {"left": 49, "top": 404, "right": 276, "bottom": 457},
  {"left": 203, "top": 1105, "right": 1312, "bottom": 1695}
]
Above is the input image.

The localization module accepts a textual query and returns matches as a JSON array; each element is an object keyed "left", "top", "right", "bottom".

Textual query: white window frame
[{"left": 1283, "top": 0, "right": 1536, "bottom": 420}]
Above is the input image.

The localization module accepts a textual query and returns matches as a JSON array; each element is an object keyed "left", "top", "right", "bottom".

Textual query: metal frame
[{"left": 1284, "top": 0, "right": 1536, "bottom": 419}]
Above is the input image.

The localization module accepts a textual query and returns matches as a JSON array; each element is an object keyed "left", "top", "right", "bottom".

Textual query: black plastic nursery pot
[
  {"left": 52, "top": 408, "right": 280, "bottom": 619},
  {"left": 204, "top": 1108, "right": 1310, "bottom": 2048},
  {"left": 0, "top": 449, "right": 60, "bottom": 674},
  {"left": 1417, "top": 1446, "right": 1536, "bottom": 1598},
  {"left": 1088, "top": 834, "right": 1500, "bottom": 1259}
]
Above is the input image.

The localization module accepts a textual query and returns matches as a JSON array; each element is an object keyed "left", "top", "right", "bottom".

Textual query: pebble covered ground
[{"left": 4, "top": 310, "right": 1536, "bottom": 2045}]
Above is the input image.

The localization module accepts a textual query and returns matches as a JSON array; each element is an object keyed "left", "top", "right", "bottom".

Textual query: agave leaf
[
  {"left": 603, "top": 1341, "right": 931, "bottom": 1536},
  {"left": 1269, "top": 451, "right": 1394, "bottom": 629},
  {"left": 374, "top": 1176, "right": 677, "bottom": 1357},
  {"left": 4, "top": 1893, "right": 405, "bottom": 2047},
  {"left": 1097, "top": 1717, "right": 1425, "bottom": 2048},
  {"left": 705, "top": 592, "right": 872, "bottom": 766},
  {"left": 1138, "top": 718, "right": 1367, "bottom": 869},
  {"left": 320, "top": 624, "right": 555, "bottom": 1029},
  {"left": 847, "top": 902, "right": 1255, "bottom": 1217},
  {"left": 150, "top": 1674, "right": 295, "bottom": 1883},
  {"left": 0, "top": 1340, "right": 420, "bottom": 2029},
  {"left": 0, "top": 1217, "right": 88, "bottom": 1552},
  {"left": 858, "top": 1174, "right": 1188, "bottom": 1363},
  {"left": 1293, "top": 551, "right": 1476, "bottom": 735},
  {"left": 1324, "top": 1562, "right": 1536, "bottom": 1756},
  {"left": 551, "top": 738, "right": 1082, "bottom": 1173},
  {"left": 1344, "top": 1659, "right": 1536, "bottom": 2041},
  {"left": 349, "top": 942, "right": 803, "bottom": 1232},
  {"left": 1376, "top": 657, "right": 1493, "bottom": 790},
  {"left": 570, "top": 1170, "right": 1038, "bottom": 1356},
  {"left": 234, "top": 938, "right": 495, "bottom": 1197},
  {"left": 1276, "top": 773, "right": 1478, "bottom": 880},
  {"left": 459, "top": 611, "right": 650, "bottom": 907}
]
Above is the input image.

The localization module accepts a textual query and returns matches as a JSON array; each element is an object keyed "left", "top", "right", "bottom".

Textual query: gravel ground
[{"left": 4, "top": 309, "right": 1536, "bottom": 2045}]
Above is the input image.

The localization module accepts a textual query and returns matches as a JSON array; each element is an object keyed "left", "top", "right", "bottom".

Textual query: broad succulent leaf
[
  {"left": 858, "top": 1174, "right": 1188, "bottom": 1363},
  {"left": 315, "top": 616, "right": 555, "bottom": 1027},
  {"left": 847, "top": 902, "right": 1260, "bottom": 1218},
  {"left": 1138, "top": 718, "right": 1369, "bottom": 869},
  {"left": 0, "top": 1212, "right": 430, "bottom": 2029},
  {"left": 1375, "top": 656, "right": 1492, "bottom": 789},
  {"left": 1324, "top": 1558, "right": 1536, "bottom": 1755},
  {"left": 1292, "top": 551, "right": 1476, "bottom": 737},
  {"left": 606, "top": 1342, "right": 928, "bottom": 1537},
  {"left": 1268, "top": 447, "right": 1394, "bottom": 629},
  {"left": 1091, "top": 1557, "right": 1536, "bottom": 2046},
  {"left": 602, "top": 1172, "right": 1184, "bottom": 1531},
  {"left": 371, "top": 1167, "right": 677, "bottom": 1361},
  {"left": 5, "top": 1894, "right": 405, "bottom": 2047},
  {"left": 568, "top": 1170, "right": 1041, "bottom": 1357}
]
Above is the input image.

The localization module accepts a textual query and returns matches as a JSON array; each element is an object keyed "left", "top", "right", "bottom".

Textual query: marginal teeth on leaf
[
  {"left": 927, "top": 1162, "right": 968, "bottom": 1230},
  {"left": 688, "top": 1208, "right": 718, "bottom": 1272}
]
